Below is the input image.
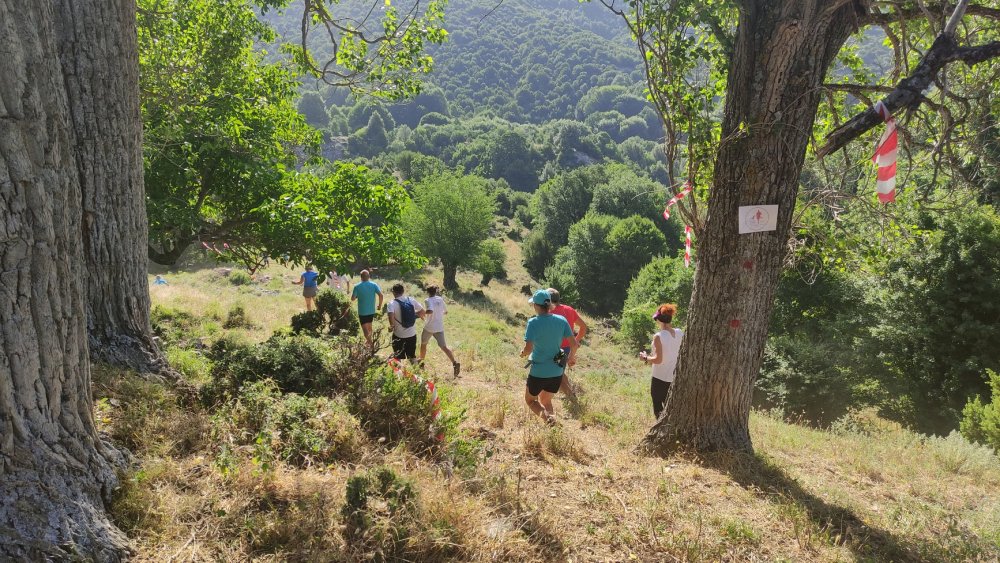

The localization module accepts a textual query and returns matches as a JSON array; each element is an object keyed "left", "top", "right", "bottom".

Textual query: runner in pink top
[{"left": 547, "top": 288, "right": 587, "bottom": 398}]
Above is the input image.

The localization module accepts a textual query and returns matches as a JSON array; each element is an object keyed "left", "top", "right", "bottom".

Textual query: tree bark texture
[
  {"left": 0, "top": 2, "right": 128, "bottom": 560},
  {"left": 443, "top": 263, "right": 458, "bottom": 290},
  {"left": 54, "top": 0, "right": 166, "bottom": 373},
  {"left": 646, "top": 1, "right": 864, "bottom": 454}
]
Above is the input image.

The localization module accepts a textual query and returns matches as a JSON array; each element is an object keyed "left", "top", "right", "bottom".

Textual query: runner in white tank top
[{"left": 639, "top": 304, "right": 683, "bottom": 419}]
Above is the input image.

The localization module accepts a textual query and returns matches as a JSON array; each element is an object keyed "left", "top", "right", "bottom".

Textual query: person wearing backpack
[{"left": 386, "top": 283, "right": 425, "bottom": 363}]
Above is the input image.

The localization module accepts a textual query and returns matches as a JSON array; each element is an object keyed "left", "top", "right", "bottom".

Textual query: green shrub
[
  {"left": 342, "top": 466, "right": 417, "bottom": 560},
  {"left": 316, "top": 289, "right": 360, "bottom": 335},
  {"left": 521, "top": 229, "right": 556, "bottom": 280},
  {"left": 290, "top": 310, "right": 325, "bottom": 334},
  {"left": 291, "top": 289, "right": 359, "bottom": 336},
  {"left": 960, "top": 369, "right": 1000, "bottom": 452},
  {"left": 229, "top": 270, "right": 252, "bottom": 286},
  {"left": 212, "top": 379, "right": 364, "bottom": 471},
  {"left": 165, "top": 347, "right": 211, "bottom": 385},
  {"left": 150, "top": 304, "right": 198, "bottom": 346},
  {"left": 223, "top": 304, "right": 255, "bottom": 329},
  {"left": 351, "top": 365, "right": 459, "bottom": 451},
  {"left": 617, "top": 256, "right": 693, "bottom": 350},
  {"left": 926, "top": 431, "right": 1000, "bottom": 475},
  {"left": 205, "top": 333, "right": 376, "bottom": 403},
  {"left": 474, "top": 238, "right": 507, "bottom": 286}
]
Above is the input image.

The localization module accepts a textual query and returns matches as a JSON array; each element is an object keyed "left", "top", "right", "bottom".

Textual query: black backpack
[{"left": 394, "top": 298, "right": 416, "bottom": 329}]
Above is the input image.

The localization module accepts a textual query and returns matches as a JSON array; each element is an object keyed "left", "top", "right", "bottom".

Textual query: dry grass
[{"left": 96, "top": 242, "right": 1000, "bottom": 561}]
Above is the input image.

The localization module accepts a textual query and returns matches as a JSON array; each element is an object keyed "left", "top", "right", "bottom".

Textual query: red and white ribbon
[
  {"left": 388, "top": 358, "right": 443, "bottom": 441},
  {"left": 872, "top": 101, "right": 897, "bottom": 204},
  {"left": 662, "top": 182, "right": 693, "bottom": 221},
  {"left": 684, "top": 225, "right": 692, "bottom": 268}
]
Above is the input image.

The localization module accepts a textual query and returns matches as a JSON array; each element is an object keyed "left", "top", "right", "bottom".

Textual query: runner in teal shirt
[
  {"left": 351, "top": 269, "right": 383, "bottom": 348},
  {"left": 520, "top": 290, "right": 578, "bottom": 424}
]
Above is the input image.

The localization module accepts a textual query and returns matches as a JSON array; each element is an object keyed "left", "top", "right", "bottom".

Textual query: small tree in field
[{"left": 404, "top": 175, "right": 497, "bottom": 290}]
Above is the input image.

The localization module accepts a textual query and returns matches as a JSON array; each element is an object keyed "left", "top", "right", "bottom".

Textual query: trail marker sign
[{"left": 738, "top": 205, "right": 778, "bottom": 234}]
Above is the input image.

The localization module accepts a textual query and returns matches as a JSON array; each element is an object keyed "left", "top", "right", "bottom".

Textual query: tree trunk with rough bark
[
  {"left": 0, "top": 2, "right": 128, "bottom": 559},
  {"left": 443, "top": 263, "right": 458, "bottom": 290},
  {"left": 55, "top": 0, "right": 166, "bottom": 373},
  {"left": 645, "top": 2, "right": 863, "bottom": 454}
]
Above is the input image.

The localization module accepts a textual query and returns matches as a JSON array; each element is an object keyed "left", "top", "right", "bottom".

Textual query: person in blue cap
[{"left": 519, "top": 289, "right": 578, "bottom": 424}]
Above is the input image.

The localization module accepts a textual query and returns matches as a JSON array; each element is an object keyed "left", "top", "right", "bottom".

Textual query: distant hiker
[
  {"left": 152, "top": 275, "right": 168, "bottom": 286},
  {"left": 419, "top": 285, "right": 460, "bottom": 376},
  {"left": 386, "top": 283, "right": 425, "bottom": 363},
  {"left": 292, "top": 265, "right": 320, "bottom": 311},
  {"left": 639, "top": 303, "right": 683, "bottom": 419},
  {"left": 328, "top": 270, "right": 350, "bottom": 293},
  {"left": 351, "top": 269, "right": 383, "bottom": 348},
  {"left": 520, "top": 289, "right": 577, "bottom": 425},
  {"left": 547, "top": 288, "right": 586, "bottom": 397}
]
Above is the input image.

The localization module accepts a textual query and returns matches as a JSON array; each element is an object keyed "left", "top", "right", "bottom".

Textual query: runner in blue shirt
[
  {"left": 520, "top": 289, "right": 578, "bottom": 424},
  {"left": 351, "top": 269, "right": 383, "bottom": 348},
  {"left": 292, "top": 265, "right": 320, "bottom": 311}
]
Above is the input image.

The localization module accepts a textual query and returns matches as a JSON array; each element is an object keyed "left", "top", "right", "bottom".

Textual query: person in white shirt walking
[
  {"left": 418, "top": 285, "right": 460, "bottom": 376},
  {"left": 327, "top": 270, "right": 350, "bottom": 293},
  {"left": 385, "top": 283, "right": 425, "bottom": 364},
  {"left": 639, "top": 303, "right": 684, "bottom": 419}
]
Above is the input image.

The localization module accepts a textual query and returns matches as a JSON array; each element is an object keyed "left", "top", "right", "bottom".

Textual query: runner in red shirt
[{"left": 547, "top": 288, "right": 587, "bottom": 398}]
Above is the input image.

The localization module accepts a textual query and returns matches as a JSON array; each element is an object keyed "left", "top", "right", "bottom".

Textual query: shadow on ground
[
  {"left": 705, "top": 452, "right": 935, "bottom": 562},
  {"left": 449, "top": 288, "right": 525, "bottom": 326}
]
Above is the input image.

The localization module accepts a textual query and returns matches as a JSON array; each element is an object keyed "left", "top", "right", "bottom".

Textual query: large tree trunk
[
  {"left": 645, "top": 2, "right": 863, "bottom": 454},
  {"left": 0, "top": 2, "right": 128, "bottom": 559},
  {"left": 443, "top": 263, "right": 458, "bottom": 290},
  {"left": 54, "top": 0, "right": 166, "bottom": 373}
]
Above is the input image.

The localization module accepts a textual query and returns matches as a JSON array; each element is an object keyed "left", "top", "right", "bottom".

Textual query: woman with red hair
[{"left": 639, "top": 303, "right": 683, "bottom": 419}]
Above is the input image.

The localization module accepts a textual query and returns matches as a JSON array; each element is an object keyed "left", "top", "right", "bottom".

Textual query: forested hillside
[{"left": 261, "top": 0, "right": 668, "bottom": 191}]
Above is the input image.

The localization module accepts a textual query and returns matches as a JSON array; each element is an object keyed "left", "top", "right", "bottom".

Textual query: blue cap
[{"left": 529, "top": 289, "right": 551, "bottom": 305}]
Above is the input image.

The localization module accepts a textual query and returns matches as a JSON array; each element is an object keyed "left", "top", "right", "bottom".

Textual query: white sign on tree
[{"left": 738, "top": 205, "right": 778, "bottom": 234}]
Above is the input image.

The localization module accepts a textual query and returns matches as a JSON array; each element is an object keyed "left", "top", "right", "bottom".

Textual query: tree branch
[
  {"left": 864, "top": 2, "right": 1000, "bottom": 25},
  {"left": 817, "top": 33, "right": 1000, "bottom": 157}
]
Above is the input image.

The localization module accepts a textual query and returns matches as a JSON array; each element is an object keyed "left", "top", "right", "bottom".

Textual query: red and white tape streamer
[
  {"left": 872, "top": 101, "right": 897, "bottom": 204},
  {"left": 662, "top": 182, "right": 693, "bottom": 221},
  {"left": 388, "top": 358, "right": 443, "bottom": 441},
  {"left": 684, "top": 225, "right": 692, "bottom": 268}
]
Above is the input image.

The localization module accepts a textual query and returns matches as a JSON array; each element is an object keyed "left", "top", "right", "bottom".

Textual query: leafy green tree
[
  {"left": 419, "top": 112, "right": 451, "bottom": 127},
  {"left": 389, "top": 86, "right": 451, "bottom": 127},
  {"left": 141, "top": 0, "right": 319, "bottom": 265},
  {"left": 474, "top": 238, "right": 508, "bottom": 286},
  {"left": 454, "top": 127, "right": 543, "bottom": 190},
  {"left": 872, "top": 206, "right": 1000, "bottom": 433},
  {"left": 755, "top": 269, "right": 875, "bottom": 425},
  {"left": 576, "top": 84, "right": 628, "bottom": 118},
  {"left": 961, "top": 370, "right": 1000, "bottom": 452},
  {"left": 244, "top": 163, "right": 421, "bottom": 274},
  {"left": 545, "top": 214, "right": 665, "bottom": 314},
  {"left": 590, "top": 166, "right": 678, "bottom": 243},
  {"left": 404, "top": 175, "right": 497, "bottom": 289},
  {"left": 522, "top": 230, "right": 557, "bottom": 281},
  {"left": 392, "top": 151, "right": 451, "bottom": 182},
  {"left": 619, "top": 256, "right": 694, "bottom": 350},
  {"left": 285, "top": 0, "right": 448, "bottom": 101},
  {"left": 299, "top": 91, "right": 329, "bottom": 128},
  {"left": 530, "top": 165, "right": 610, "bottom": 247},
  {"left": 348, "top": 113, "right": 390, "bottom": 157}
]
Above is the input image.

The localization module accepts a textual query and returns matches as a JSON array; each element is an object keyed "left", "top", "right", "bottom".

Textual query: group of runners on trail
[{"left": 293, "top": 268, "right": 683, "bottom": 421}]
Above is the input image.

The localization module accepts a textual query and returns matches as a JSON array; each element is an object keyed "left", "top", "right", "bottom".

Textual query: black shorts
[
  {"left": 359, "top": 314, "right": 375, "bottom": 325},
  {"left": 526, "top": 375, "right": 563, "bottom": 396},
  {"left": 392, "top": 334, "right": 418, "bottom": 360}
]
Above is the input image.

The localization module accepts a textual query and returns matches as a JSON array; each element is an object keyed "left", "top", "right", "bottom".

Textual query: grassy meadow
[{"left": 96, "top": 239, "right": 1000, "bottom": 562}]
